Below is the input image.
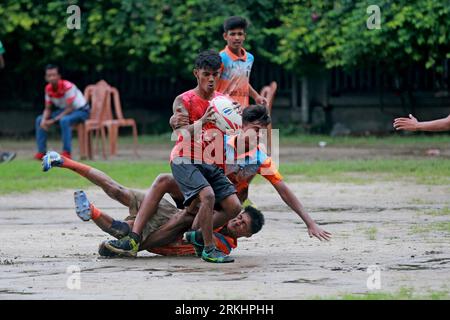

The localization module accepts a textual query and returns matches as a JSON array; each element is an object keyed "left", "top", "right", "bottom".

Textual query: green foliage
[
  {"left": 0, "top": 0, "right": 448, "bottom": 77},
  {"left": 264, "top": 0, "right": 450, "bottom": 74},
  {"left": 0, "top": 0, "right": 276, "bottom": 77}
]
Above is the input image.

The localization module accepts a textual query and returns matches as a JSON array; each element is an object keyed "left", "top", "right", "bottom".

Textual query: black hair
[
  {"left": 244, "top": 205, "right": 265, "bottom": 234},
  {"left": 45, "top": 64, "right": 59, "bottom": 73},
  {"left": 242, "top": 104, "right": 271, "bottom": 126},
  {"left": 194, "top": 50, "right": 222, "bottom": 71},
  {"left": 224, "top": 16, "right": 248, "bottom": 32}
]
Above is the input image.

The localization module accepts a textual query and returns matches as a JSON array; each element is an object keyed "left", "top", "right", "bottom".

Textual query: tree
[{"left": 264, "top": 0, "right": 450, "bottom": 74}]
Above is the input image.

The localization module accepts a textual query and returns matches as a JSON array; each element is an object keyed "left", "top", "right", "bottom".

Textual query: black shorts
[{"left": 170, "top": 157, "right": 236, "bottom": 206}]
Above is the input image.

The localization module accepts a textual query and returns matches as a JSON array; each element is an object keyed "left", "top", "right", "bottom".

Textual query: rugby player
[{"left": 41, "top": 151, "right": 265, "bottom": 257}]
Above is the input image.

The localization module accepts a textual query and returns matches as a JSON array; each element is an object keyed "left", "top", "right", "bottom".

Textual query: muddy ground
[{"left": 1, "top": 178, "right": 449, "bottom": 299}]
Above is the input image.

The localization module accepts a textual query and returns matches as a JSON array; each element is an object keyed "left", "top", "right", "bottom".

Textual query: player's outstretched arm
[
  {"left": 272, "top": 181, "right": 331, "bottom": 241},
  {"left": 393, "top": 114, "right": 450, "bottom": 132}
]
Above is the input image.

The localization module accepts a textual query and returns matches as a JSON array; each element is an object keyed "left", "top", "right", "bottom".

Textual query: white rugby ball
[{"left": 210, "top": 96, "right": 242, "bottom": 132}]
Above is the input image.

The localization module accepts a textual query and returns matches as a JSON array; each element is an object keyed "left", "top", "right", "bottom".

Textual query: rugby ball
[{"left": 210, "top": 96, "right": 242, "bottom": 132}]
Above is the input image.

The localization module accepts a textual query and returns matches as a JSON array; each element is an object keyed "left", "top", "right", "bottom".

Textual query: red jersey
[{"left": 170, "top": 89, "right": 224, "bottom": 162}]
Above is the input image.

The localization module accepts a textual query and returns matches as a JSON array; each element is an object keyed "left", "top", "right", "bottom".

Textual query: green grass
[
  {"left": 426, "top": 207, "right": 450, "bottom": 216},
  {"left": 317, "top": 287, "right": 449, "bottom": 300},
  {"left": 410, "top": 221, "right": 450, "bottom": 235},
  {"left": 0, "top": 158, "right": 449, "bottom": 194},
  {"left": 4, "top": 133, "right": 448, "bottom": 148},
  {"left": 278, "top": 133, "right": 450, "bottom": 147},
  {"left": 365, "top": 227, "right": 378, "bottom": 240},
  {"left": 0, "top": 160, "right": 170, "bottom": 194},
  {"left": 275, "top": 158, "right": 449, "bottom": 185}
]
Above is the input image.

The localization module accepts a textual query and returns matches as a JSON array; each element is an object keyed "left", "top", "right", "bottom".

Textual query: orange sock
[
  {"left": 90, "top": 204, "right": 102, "bottom": 220},
  {"left": 61, "top": 157, "right": 91, "bottom": 177}
]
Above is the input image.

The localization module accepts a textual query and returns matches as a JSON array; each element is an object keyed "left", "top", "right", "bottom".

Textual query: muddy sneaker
[
  {"left": 42, "top": 151, "right": 63, "bottom": 172},
  {"left": 104, "top": 233, "right": 141, "bottom": 258},
  {"left": 202, "top": 247, "right": 234, "bottom": 263},
  {"left": 74, "top": 190, "right": 92, "bottom": 221},
  {"left": 183, "top": 231, "right": 204, "bottom": 257},
  {"left": 98, "top": 241, "right": 119, "bottom": 257}
]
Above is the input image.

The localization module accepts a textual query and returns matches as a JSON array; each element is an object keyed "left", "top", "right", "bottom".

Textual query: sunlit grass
[
  {"left": 315, "top": 287, "right": 449, "bottom": 300},
  {"left": 0, "top": 158, "right": 449, "bottom": 194}
]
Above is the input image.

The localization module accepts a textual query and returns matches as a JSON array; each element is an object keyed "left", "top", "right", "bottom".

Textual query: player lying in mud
[{"left": 42, "top": 151, "right": 265, "bottom": 258}]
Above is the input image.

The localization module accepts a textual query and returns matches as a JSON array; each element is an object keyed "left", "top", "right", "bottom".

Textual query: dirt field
[{"left": 1, "top": 174, "right": 449, "bottom": 299}]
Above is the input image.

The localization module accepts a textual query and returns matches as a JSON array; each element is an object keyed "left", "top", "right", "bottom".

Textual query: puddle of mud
[
  {"left": 283, "top": 278, "right": 330, "bottom": 284},
  {"left": 0, "top": 289, "right": 34, "bottom": 295}
]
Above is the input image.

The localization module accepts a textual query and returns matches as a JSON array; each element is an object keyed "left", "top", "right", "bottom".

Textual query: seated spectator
[{"left": 34, "top": 64, "right": 90, "bottom": 160}]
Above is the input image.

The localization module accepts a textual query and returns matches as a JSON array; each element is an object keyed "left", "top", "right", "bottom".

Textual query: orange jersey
[
  {"left": 217, "top": 46, "right": 254, "bottom": 108},
  {"left": 223, "top": 135, "right": 283, "bottom": 199}
]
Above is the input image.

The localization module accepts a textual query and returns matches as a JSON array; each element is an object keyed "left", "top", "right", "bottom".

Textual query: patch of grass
[
  {"left": 409, "top": 198, "right": 431, "bottom": 205},
  {"left": 410, "top": 222, "right": 450, "bottom": 235},
  {"left": 316, "top": 287, "right": 449, "bottom": 300},
  {"left": 426, "top": 207, "right": 450, "bottom": 216},
  {"left": 279, "top": 133, "right": 450, "bottom": 148},
  {"left": 0, "top": 160, "right": 170, "bottom": 194},
  {"left": 0, "top": 158, "right": 449, "bottom": 194},
  {"left": 280, "top": 159, "right": 450, "bottom": 185},
  {"left": 365, "top": 227, "right": 378, "bottom": 240}
]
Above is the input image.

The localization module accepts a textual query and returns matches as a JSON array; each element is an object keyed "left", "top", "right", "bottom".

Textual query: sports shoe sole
[
  {"left": 202, "top": 255, "right": 235, "bottom": 263},
  {"left": 103, "top": 242, "right": 137, "bottom": 258},
  {"left": 74, "top": 190, "right": 92, "bottom": 221},
  {"left": 42, "top": 151, "right": 62, "bottom": 172},
  {"left": 98, "top": 241, "right": 119, "bottom": 257}
]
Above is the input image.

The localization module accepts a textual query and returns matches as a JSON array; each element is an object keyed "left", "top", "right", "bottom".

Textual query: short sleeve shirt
[{"left": 217, "top": 46, "right": 254, "bottom": 108}]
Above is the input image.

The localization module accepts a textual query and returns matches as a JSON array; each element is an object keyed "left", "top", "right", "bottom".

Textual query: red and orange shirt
[
  {"left": 170, "top": 89, "right": 224, "bottom": 162},
  {"left": 45, "top": 79, "right": 87, "bottom": 110},
  {"left": 223, "top": 135, "right": 283, "bottom": 199},
  {"left": 217, "top": 46, "right": 254, "bottom": 108},
  {"left": 148, "top": 227, "right": 237, "bottom": 256}
]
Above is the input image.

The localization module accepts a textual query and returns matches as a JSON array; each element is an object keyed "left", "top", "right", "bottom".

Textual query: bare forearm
[
  {"left": 42, "top": 107, "right": 51, "bottom": 120},
  {"left": 140, "top": 211, "right": 193, "bottom": 249},
  {"left": 0, "top": 56, "right": 4, "bottom": 69},
  {"left": 417, "top": 117, "right": 450, "bottom": 131},
  {"left": 275, "top": 182, "right": 315, "bottom": 226},
  {"left": 249, "top": 84, "right": 259, "bottom": 100},
  {"left": 173, "top": 120, "right": 203, "bottom": 137}
]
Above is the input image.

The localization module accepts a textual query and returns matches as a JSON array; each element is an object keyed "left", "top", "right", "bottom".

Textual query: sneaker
[
  {"left": 98, "top": 241, "right": 119, "bottom": 257},
  {"left": 202, "top": 247, "right": 234, "bottom": 263},
  {"left": 61, "top": 151, "right": 71, "bottom": 159},
  {"left": 183, "top": 231, "right": 204, "bottom": 257},
  {"left": 34, "top": 152, "right": 46, "bottom": 161},
  {"left": 74, "top": 190, "right": 92, "bottom": 221},
  {"left": 42, "top": 151, "right": 64, "bottom": 172},
  {"left": 0, "top": 152, "right": 16, "bottom": 163},
  {"left": 104, "top": 234, "right": 140, "bottom": 257}
]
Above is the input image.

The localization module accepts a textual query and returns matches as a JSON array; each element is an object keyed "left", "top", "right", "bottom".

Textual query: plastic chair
[
  {"left": 102, "top": 86, "right": 139, "bottom": 157},
  {"left": 260, "top": 81, "right": 278, "bottom": 155},
  {"left": 82, "top": 80, "right": 111, "bottom": 159}
]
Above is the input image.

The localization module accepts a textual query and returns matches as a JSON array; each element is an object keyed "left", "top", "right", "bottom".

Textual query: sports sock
[
  {"left": 90, "top": 204, "right": 102, "bottom": 220},
  {"left": 204, "top": 245, "right": 215, "bottom": 253},
  {"left": 61, "top": 157, "right": 91, "bottom": 177},
  {"left": 194, "top": 231, "right": 204, "bottom": 245},
  {"left": 129, "top": 232, "right": 142, "bottom": 243}
]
